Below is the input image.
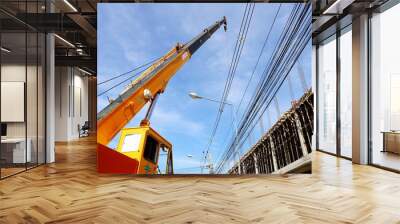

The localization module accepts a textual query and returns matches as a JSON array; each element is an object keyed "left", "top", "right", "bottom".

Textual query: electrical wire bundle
[
  {"left": 216, "top": 3, "right": 312, "bottom": 173},
  {"left": 97, "top": 56, "right": 162, "bottom": 97},
  {"left": 201, "top": 2, "right": 255, "bottom": 173}
]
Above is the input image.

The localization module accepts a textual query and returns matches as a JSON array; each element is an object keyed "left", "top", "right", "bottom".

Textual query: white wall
[
  {"left": 55, "top": 66, "right": 69, "bottom": 141},
  {"left": 1, "top": 65, "right": 26, "bottom": 142},
  {"left": 1, "top": 64, "right": 39, "bottom": 138},
  {"left": 1, "top": 63, "right": 46, "bottom": 164},
  {"left": 54, "top": 67, "right": 89, "bottom": 141}
]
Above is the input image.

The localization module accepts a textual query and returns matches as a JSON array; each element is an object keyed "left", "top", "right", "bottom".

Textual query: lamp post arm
[{"left": 201, "top": 96, "right": 233, "bottom": 106}]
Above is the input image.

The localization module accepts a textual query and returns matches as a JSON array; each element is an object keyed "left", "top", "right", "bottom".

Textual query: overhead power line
[
  {"left": 201, "top": 2, "right": 255, "bottom": 173},
  {"left": 235, "top": 4, "right": 282, "bottom": 116},
  {"left": 216, "top": 3, "right": 312, "bottom": 173},
  {"left": 97, "top": 65, "right": 149, "bottom": 96},
  {"left": 97, "top": 56, "right": 162, "bottom": 86},
  {"left": 215, "top": 3, "right": 282, "bottom": 169}
]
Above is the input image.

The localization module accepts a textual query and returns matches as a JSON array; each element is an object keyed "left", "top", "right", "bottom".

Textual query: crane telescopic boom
[{"left": 97, "top": 17, "right": 227, "bottom": 146}]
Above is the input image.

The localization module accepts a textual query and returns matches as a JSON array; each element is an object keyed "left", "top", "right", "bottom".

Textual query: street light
[
  {"left": 188, "top": 91, "right": 241, "bottom": 174},
  {"left": 189, "top": 91, "right": 226, "bottom": 104},
  {"left": 188, "top": 92, "right": 202, "bottom": 100}
]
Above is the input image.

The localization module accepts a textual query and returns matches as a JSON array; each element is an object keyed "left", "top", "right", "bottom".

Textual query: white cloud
[
  {"left": 173, "top": 156, "right": 203, "bottom": 167},
  {"left": 151, "top": 106, "right": 205, "bottom": 138},
  {"left": 123, "top": 50, "right": 149, "bottom": 66}
]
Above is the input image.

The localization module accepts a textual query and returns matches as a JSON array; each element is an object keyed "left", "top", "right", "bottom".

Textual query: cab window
[
  {"left": 120, "top": 134, "right": 141, "bottom": 153},
  {"left": 143, "top": 135, "right": 158, "bottom": 163}
]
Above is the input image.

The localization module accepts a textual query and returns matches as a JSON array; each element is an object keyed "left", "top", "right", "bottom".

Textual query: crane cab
[{"left": 116, "top": 126, "right": 173, "bottom": 174}]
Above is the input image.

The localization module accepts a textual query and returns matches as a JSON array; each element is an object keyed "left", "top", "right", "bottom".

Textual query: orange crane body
[{"left": 97, "top": 47, "right": 190, "bottom": 146}]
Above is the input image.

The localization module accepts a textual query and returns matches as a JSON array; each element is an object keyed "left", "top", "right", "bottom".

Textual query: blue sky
[{"left": 98, "top": 3, "right": 311, "bottom": 173}]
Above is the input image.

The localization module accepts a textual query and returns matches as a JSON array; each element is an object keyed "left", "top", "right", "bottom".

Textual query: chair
[{"left": 79, "top": 121, "right": 90, "bottom": 138}]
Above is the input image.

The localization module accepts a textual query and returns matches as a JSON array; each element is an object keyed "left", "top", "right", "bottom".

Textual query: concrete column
[
  {"left": 352, "top": 14, "right": 369, "bottom": 164},
  {"left": 236, "top": 150, "right": 242, "bottom": 175},
  {"left": 253, "top": 153, "right": 259, "bottom": 174},
  {"left": 46, "top": 33, "right": 55, "bottom": 163},
  {"left": 269, "top": 139, "right": 279, "bottom": 171},
  {"left": 294, "top": 113, "right": 310, "bottom": 157},
  {"left": 237, "top": 158, "right": 244, "bottom": 175},
  {"left": 45, "top": 0, "right": 55, "bottom": 163}
]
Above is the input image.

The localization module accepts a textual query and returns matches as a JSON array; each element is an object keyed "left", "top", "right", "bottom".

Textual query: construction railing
[{"left": 228, "top": 90, "right": 314, "bottom": 174}]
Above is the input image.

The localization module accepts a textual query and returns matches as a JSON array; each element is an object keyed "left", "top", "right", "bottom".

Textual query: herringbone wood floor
[{"left": 1, "top": 136, "right": 400, "bottom": 223}]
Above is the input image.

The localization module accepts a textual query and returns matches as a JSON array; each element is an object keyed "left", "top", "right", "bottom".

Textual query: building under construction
[{"left": 229, "top": 90, "right": 313, "bottom": 175}]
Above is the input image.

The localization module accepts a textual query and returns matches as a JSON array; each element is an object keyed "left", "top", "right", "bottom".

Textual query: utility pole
[
  {"left": 188, "top": 91, "right": 239, "bottom": 174},
  {"left": 206, "top": 152, "right": 214, "bottom": 174}
]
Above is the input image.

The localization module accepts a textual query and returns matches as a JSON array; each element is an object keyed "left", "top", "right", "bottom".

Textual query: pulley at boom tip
[{"left": 184, "top": 16, "right": 228, "bottom": 56}]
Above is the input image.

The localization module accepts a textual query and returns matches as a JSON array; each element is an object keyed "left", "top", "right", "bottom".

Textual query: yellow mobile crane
[{"left": 97, "top": 17, "right": 227, "bottom": 174}]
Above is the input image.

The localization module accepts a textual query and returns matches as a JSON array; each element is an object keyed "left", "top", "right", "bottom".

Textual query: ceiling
[
  {"left": 0, "top": 0, "right": 99, "bottom": 74},
  {"left": 312, "top": 0, "right": 390, "bottom": 44}
]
